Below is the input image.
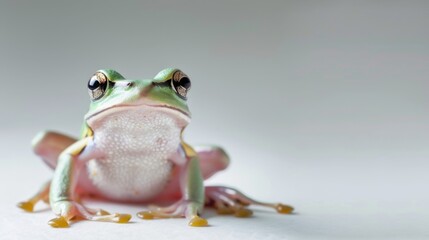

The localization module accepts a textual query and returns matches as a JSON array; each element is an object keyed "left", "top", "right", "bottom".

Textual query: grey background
[{"left": 0, "top": 1, "right": 428, "bottom": 239}]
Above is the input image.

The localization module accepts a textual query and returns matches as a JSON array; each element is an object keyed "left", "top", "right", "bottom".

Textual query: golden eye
[
  {"left": 171, "top": 70, "right": 191, "bottom": 99},
  {"left": 88, "top": 72, "right": 108, "bottom": 100}
]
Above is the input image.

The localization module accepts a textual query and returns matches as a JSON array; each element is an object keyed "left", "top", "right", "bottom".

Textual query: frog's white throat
[{"left": 86, "top": 105, "right": 188, "bottom": 201}]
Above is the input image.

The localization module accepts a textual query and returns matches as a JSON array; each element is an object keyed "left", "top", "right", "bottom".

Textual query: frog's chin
[{"left": 85, "top": 103, "right": 191, "bottom": 128}]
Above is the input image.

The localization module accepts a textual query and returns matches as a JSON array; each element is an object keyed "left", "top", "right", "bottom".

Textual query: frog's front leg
[
  {"left": 48, "top": 137, "right": 131, "bottom": 228},
  {"left": 137, "top": 141, "right": 208, "bottom": 227}
]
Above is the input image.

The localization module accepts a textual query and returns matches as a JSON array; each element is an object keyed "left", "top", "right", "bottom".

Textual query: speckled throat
[{"left": 86, "top": 105, "right": 188, "bottom": 201}]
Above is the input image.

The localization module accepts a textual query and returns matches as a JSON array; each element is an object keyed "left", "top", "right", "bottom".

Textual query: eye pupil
[
  {"left": 88, "top": 78, "right": 100, "bottom": 90},
  {"left": 179, "top": 77, "right": 191, "bottom": 89}
]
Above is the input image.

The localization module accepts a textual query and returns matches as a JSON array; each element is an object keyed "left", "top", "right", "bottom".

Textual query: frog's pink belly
[{"left": 85, "top": 155, "right": 173, "bottom": 201}]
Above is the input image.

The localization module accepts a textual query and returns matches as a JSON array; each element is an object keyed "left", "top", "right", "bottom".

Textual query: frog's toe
[
  {"left": 275, "top": 203, "right": 294, "bottom": 214},
  {"left": 188, "top": 215, "right": 208, "bottom": 227},
  {"left": 215, "top": 204, "right": 253, "bottom": 218},
  {"left": 136, "top": 211, "right": 155, "bottom": 219},
  {"left": 17, "top": 201, "right": 34, "bottom": 212},
  {"left": 116, "top": 213, "right": 132, "bottom": 223},
  {"left": 48, "top": 216, "right": 69, "bottom": 228},
  {"left": 215, "top": 206, "right": 235, "bottom": 215},
  {"left": 233, "top": 207, "right": 253, "bottom": 218}
]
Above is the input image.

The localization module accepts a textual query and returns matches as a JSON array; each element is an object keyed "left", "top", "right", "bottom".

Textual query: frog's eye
[
  {"left": 88, "top": 72, "right": 109, "bottom": 100},
  {"left": 171, "top": 70, "right": 191, "bottom": 99}
]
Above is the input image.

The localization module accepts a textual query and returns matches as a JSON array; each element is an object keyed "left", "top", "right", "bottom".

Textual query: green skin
[{"left": 18, "top": 68, "right": 294, "bottom": 228}]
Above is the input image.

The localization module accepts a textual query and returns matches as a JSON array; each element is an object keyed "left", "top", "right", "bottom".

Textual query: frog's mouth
[{"left": 85, "top": 103, "right": 191, "bottom": 123}]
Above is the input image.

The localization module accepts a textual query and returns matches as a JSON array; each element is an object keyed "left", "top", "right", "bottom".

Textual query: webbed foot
[
  {"left": 137, "top": 200, "right": 208, "bottom": 227},
  {"left": 49, "top": 200, "right": 131, "bottom": 228}
]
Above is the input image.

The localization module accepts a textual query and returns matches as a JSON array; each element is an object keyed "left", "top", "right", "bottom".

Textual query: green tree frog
[{"left": 18, "top": 69, "right": 293, "bottom": 228}]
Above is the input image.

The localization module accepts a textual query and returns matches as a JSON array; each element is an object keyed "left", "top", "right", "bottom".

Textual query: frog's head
[{"left": 84, "top": 68, "right": 192, "bottom": 129}]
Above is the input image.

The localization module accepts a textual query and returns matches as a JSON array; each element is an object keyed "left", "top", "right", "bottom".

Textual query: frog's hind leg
[
  {"left": 195, "top": 147, "right": 293, "bottom": 215},
  {"left": 205, "top": 186, "right": 294, "bottom": 217},
  {"left": 195, "top": 145, "right": 230, "bottom": 180},
  {"left": 17, "top": 131, "right": 76, "bottom": 212},
  {"left": 32, "top": 131, "right": 77, "bottom": 169}
]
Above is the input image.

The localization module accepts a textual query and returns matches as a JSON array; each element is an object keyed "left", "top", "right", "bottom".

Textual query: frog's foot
[
  {"left": 206, "top": 186, "right": 294, "bottom": 216},
  {"left": 137, "top": 200, "right": 208, "bottom": 227},
  {"left": 48, "top": 201, "right": 131, "bottom": 228},
  {"left": 205, "top": 187, "right": 253, "bottom": 218},
  {"left": 17, "top": 181, "right": 50, "bottom": 212}
]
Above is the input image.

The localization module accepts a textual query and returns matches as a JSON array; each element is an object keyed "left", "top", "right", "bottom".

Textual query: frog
[{"left": 18, "top": 68, "right": 294, "bottom": 228}]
